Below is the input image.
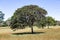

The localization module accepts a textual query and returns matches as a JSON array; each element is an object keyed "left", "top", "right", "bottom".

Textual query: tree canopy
[
  {"left": 46, "top": 16, "right": 56, "bottom": 28},
  {"left": 10, "top": 5, "right": 47, "bottom": 33}
]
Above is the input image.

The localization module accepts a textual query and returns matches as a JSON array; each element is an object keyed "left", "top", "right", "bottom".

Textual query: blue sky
[{"left": 0, "top": 0, "right": 60, "bottom": 21}]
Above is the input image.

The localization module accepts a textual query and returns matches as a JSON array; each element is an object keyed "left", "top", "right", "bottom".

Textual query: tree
[
  {"left": 10, "top": 5, "right": 47, "bottom": 33},
  {"left": 46, "top": 16, "right": 56, "bottom": 29}
]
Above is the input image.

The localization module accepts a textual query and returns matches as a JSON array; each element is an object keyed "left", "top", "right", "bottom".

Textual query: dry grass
[{"left": 0, "top": 26, "right": 60, "bottom": 40}]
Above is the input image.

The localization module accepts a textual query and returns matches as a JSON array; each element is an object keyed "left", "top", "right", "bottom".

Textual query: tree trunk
[
  {"left": 42, "top": 26, "right": 44, "bottom": 29},
  {"left": 31, "top": 26, "right": 34, "bottom": 33},
  {"left": 48, "top": 24, "right": 49, "bottom": 29},
  {"left": 41, "top": 25, "right": 44, "bottom": 29}
]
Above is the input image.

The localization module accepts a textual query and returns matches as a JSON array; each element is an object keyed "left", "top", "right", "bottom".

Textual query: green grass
[{"left": 0, "top": 26, "right": 60, "bottom": 40}]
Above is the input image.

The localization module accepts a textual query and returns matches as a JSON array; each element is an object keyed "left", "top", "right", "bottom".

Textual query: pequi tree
[{"left": 10, "top": 5, "right": 47, "bottom": 33}]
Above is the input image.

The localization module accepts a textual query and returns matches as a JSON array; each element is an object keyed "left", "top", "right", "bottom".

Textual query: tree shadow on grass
[{"left": 12, "top": 32, "right": 45, "bottom": 35}]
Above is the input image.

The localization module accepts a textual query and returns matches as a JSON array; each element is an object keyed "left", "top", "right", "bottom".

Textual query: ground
[{"left": 0, "top": 26, "right": 60, "bottom": 40}]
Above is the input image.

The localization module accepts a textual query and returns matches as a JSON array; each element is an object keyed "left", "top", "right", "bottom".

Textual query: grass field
[{"left": 0, "top": 26, "right": 60, "bottom": 40}]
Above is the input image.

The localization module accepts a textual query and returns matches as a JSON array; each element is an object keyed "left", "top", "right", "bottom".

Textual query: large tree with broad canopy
[{"left": 10, "top": 5, "right": 47, "bottom": 33}]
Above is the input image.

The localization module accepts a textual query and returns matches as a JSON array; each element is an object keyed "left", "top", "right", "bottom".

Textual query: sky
[{"left": 0, "top": 0, "right": 60, "bottom": 21}]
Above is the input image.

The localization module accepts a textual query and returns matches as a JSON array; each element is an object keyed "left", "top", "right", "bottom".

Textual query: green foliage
[
  {"left": 46, "top": 16, "right": 56, "bottom": 28},
  {"left": 10, "top": 5, "right": 47, "bottom": 33},
  {"left": 36, "top": 17, "right": 46, "bottom": 28}
]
